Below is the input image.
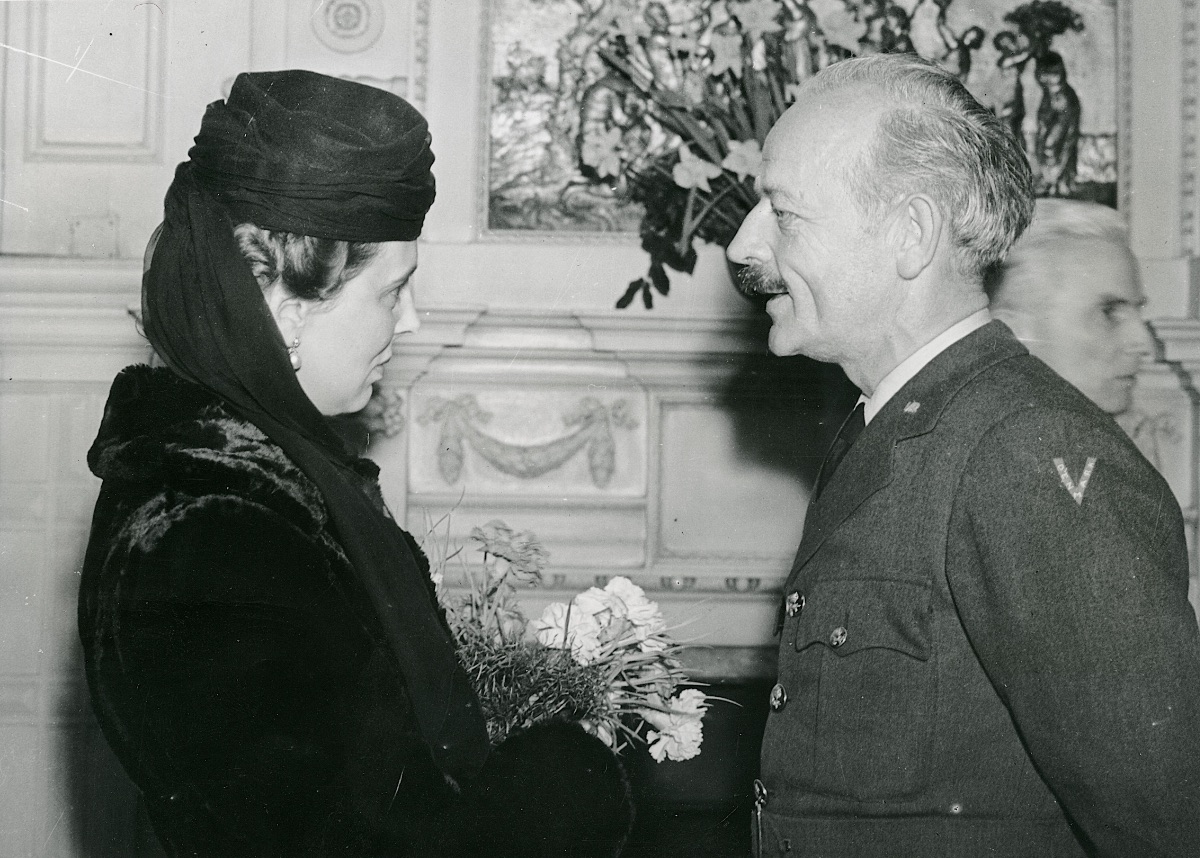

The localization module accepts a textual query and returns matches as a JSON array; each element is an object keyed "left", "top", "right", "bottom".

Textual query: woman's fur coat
[{"left": 79, "top": 366, "right": 632, "bottom": 857}]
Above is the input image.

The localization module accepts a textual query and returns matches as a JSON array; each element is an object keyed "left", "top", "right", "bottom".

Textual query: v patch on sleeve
[{"left": 1053, "top": 457, "right": 1097, "bottom": 506}]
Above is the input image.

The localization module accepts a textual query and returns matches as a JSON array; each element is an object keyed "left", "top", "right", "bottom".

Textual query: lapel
[{"left": 785, "top": 321, "right": 1027, "bottom": 586}]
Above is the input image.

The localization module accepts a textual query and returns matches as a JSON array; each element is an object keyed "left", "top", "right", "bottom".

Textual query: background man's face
[
  {"left": 1025, "top": 240, "right": 1150, "bottom": 415},
  {"left": 726, "top": 93, "right": 896, "bottom": 365}
]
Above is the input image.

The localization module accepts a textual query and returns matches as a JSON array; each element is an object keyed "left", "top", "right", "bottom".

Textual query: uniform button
[
  {"left": 769, "top": 682, "right": 788, "bottom": 711},
  {"left": 949, "top": 802, "right": 963, "bottom": 815},
  {"left": 785, "top": 592, "right": 805, "bottom": 617},
  {"left": 753, "top": 778, "right": 768, "bottom": 806},
  {"left": 829, "top": 626, "right": 848, "bottom": 647}
]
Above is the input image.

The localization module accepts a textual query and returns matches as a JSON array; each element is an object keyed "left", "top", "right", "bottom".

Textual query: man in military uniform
[{"left": 728, "top": 54, "right": 1200, "bottom": 857}]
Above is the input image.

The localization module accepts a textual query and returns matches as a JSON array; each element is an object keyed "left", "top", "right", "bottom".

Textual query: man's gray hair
[
  {"left": 806, "top": 55, "right": 1035, "bottom": 280},
  {"left": 986, "top": 198, "right": 1129, "bottom": 304}
]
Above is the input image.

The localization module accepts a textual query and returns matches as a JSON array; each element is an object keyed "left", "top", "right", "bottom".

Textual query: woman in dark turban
[{"left": 78, "top": 70, "right": 632, "bottom": 857}]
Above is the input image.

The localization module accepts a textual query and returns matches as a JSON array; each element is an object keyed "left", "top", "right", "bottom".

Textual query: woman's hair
[{"left": 233, "top": 223, "right": 380, "bottom": 301}]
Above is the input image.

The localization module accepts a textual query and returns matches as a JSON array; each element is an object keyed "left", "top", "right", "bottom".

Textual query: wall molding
[
  {"left": 1118, "top": 0, "right": 1134, "bottom": 216},
  {"left": 1183, "top": 0, "right": 1200, "bottom": 252},
  {"left": 24, "top": 2, "right": 166, "bottom": 163}
]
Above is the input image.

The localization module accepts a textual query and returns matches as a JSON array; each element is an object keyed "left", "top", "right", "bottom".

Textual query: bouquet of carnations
[{"left": 424, "top": 518, "right": 709, "bottom": 763}]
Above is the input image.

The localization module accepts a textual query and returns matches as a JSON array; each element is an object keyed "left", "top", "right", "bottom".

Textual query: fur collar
[{"left": 89, "top": 365, "right": 330, "bottom": 528}]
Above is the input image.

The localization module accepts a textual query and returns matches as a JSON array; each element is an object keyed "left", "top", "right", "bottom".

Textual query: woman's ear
[
  {"left": 893, "top": 194, "right": 941, "bottom": 281},
  {"left": 263, "top": 282, "right": 309, "bottom": 343}
]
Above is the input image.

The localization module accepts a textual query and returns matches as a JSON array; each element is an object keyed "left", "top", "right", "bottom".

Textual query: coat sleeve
[
  {"left": 88, "top": 491, "right": 450, "bottom": 855},
  {"left": 946, "top": 407, "right": 1200, "bottom": 857}
]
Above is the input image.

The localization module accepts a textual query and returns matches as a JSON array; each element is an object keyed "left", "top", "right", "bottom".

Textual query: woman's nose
[{"left": 394, "top": 289, "right": 420, "bottom": 336}]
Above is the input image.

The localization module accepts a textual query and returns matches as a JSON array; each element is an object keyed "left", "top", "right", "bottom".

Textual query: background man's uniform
[{"left": 757, "top": 320, "right": 1200, "bottom": 857}]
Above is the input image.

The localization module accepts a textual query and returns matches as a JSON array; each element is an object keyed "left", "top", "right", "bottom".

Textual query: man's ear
[
  {"left": 893, "top": 194, "right": 941, "bottom": 281},
  {"left": 263, "top": 282, "right": 309, "bottom": 343}
]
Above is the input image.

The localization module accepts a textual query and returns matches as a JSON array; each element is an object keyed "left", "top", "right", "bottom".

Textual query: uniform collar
[
  {"left": 860, "top": 308, "right": 993, "bottom": 425},
  {"left": 786, "top": 320, "right": 1028, "bottom": 588}
]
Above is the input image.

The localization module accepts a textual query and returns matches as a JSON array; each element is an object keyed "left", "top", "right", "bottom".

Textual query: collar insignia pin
[{"left": 904, "top": 401, "right": 921, "bottom": 414}]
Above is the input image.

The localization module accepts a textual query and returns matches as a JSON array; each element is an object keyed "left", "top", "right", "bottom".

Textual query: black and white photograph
[{"left": 1, "top": 1, "right": 1199, "bottom": 856}]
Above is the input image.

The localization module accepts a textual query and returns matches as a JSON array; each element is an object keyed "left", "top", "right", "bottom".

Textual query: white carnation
[
  {"left": 533, "top": 601, "right": 605, "bottom": 665},
  {"left": 641, "top": 689, "right": 708, "bottom": 762},
  {"left": 603, "top": 577, "right": 666, "bottom": 639}
]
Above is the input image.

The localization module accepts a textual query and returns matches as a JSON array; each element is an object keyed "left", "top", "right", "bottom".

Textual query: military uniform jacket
[{"left": 758, "top": 322, "right": 1200, "bottom": 858}]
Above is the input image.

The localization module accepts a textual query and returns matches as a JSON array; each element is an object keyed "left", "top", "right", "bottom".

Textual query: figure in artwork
[
  {"left": 487, "top": 0, "right": 1112, "bottom": 250},
  {"left": 1001, "top": 1, "right": 1086, "bottom": 194},
  {"left": 780, "top": 0, "right": 824, "bottom": 84},
  {"left": 1033, "top": 51, "right": 1081, "bottom": 196},
  {"left": 933, "top": 0, "right": 985, "bottom": 81},
  {"left": 993, "top": 29, "right": 1033, "bottom": 150},
  {"left": 880, "top": 5, "right": 916, "bottom": 55}
]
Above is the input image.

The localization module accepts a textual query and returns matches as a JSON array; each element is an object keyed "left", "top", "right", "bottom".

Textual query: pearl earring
[{"left": 287, "top": 337, "right": 302, "bottom": 371}]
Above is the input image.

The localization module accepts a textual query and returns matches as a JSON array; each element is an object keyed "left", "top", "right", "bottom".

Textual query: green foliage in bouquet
[{"left": 423, "top": 517, "right": 709, "bottom": 761}]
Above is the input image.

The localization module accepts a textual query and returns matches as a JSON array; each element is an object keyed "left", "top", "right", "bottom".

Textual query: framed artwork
[{"left": 482, "top": 0, "right": 1118, "bottom": 239}]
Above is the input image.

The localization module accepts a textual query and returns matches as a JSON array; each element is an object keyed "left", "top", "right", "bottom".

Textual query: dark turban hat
[{"left": 188, "top": 69, "right": 435, "bottom": 241}]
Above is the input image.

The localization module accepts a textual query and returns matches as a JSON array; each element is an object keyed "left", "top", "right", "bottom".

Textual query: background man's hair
[
  {"left": 986, "top": 198, "right": 1129, "bottom": 304},
  {"left": 805, "top": 54, "right": 1035, "bottom": 280}
]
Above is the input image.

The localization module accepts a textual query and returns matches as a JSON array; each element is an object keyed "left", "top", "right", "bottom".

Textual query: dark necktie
[{"left": 812, "top": 401, "right": 866, "bottom": 500}]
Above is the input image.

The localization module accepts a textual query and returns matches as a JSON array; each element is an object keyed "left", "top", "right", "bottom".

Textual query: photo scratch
[
  {"left": 66, "top": 37, "right": 96, "bottom": 83},
  {"left": 0, "top": 41, "right": 170, "bottom": 98},
  {"left": 1, "top": 199, "right": 30, "bottom": 212}
]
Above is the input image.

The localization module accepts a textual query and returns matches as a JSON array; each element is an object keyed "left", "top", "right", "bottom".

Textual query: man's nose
[
  {"left": 394, "top": 289, "right": 421, "bottom": 336},
  {"left": 1127, "top": 317, "right": 1153, "bottom": 358},
  {"left": 727, "top": 199, "right": 771, "bottom": 267}
]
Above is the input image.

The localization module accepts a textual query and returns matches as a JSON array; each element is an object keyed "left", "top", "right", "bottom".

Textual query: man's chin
[
  {"left": 1099, "top": 386, "right": 1135, "bottom": 417},
  {"left": 766, "top": 328, "right": 807, "bottom": 358}
]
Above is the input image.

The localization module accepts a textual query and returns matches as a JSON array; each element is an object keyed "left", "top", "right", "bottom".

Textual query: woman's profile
[{"left": 78, "top": 70, "right": 632, "bottom": 857}]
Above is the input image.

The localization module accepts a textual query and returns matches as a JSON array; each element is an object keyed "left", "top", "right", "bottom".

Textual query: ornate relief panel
[{"left": 410, "top": 388, "right": 645, "bottom": 496}]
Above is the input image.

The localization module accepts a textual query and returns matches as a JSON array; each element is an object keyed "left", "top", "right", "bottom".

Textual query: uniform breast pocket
[{"left": 793, "top": 578, "right": 935, "bottom": 800}]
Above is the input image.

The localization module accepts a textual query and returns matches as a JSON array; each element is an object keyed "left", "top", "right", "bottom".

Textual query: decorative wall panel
[
  {"left": 25, "top": 2, "right": 165, "bottom": 161},
  {"left": 657, "top": 400, "right": 806, "bottom": 566},
  {"left": 410, "top": 387, "right": 646, "bottom": 495}
]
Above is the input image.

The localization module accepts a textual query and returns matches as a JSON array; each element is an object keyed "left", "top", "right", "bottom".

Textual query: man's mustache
[{"left": 734, "top": 263, "right": 789, "bottom": 297}]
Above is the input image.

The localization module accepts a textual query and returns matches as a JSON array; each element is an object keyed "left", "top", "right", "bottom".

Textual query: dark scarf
[{"left": 139, "top": 71, "right": 488, "bottom": 783}]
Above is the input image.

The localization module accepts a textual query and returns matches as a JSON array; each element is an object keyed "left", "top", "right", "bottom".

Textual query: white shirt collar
[{"left": 860, "top": 309, "right": 992, "bottom": 425}]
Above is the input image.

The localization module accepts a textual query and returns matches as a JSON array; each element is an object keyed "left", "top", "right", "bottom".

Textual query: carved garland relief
[{"left": 408, "top": 390, "right": 645, "bottom": 495}]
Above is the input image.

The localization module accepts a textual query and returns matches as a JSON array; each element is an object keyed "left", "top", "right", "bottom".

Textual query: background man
[
  {"left": 988, "top": 197, "right": 1151, "bottom": 418},
  {"left": 728, "top": 54, "right": 1200, "bottom": 857}
]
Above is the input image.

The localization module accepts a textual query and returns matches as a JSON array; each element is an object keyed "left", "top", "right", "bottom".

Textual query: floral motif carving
[
  {"left": 312, "top": 0, "right": 385, "bottom": 54},
  {"left": 418, "top": 394, "right": 638, "bottom": 488}
]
